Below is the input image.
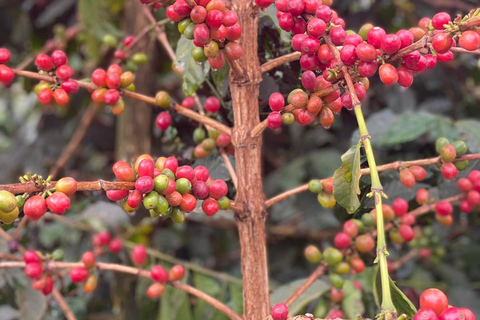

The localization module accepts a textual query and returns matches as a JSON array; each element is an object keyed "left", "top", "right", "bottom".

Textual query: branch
[
  {"left": 52, "top": 288, "right": 78, "bottom": 320},
  {"left": 260, "top": 52, "right": 301, "bottom": 73},
  {"left": 0, "top": 260, "right": 242, "bottom": 320},
  {"left": 389, "top": 249, "right": 420, "bottom": 271},
  {"left": 11, "top": 69, "right": 232, "bottom": 136},
  {"left": 220, "top": 149, "right": 238, "bottom": 189},
  {"left": 284, "top": 264, "right": 326, "bottom": 307},
  {"left": 265, "top": 153, "right": 480, "bottom": 208},
  {"left": 142, "top": 7, "right": 176, "bottom": 61}
]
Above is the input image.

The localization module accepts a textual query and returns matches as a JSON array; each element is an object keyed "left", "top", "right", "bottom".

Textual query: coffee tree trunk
[
  {"left": 230, "top": 1, "right": 271, "bottom": 318},
  {"left": 116, "top": 0, "right": 155, "bottom": 161}
]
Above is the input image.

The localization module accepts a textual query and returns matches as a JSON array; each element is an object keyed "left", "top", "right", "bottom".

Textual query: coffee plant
[{"left": 0, "top": 0, "right": 480, "bottom": 319}]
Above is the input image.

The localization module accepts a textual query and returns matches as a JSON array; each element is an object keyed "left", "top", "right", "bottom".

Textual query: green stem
[{"left": 353, "top": 107, "right": 395, "bottom": 312}]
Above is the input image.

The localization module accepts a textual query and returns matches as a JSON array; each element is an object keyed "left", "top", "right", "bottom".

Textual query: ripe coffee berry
[
  {"left": 35, "top": 54, "right": 53, "bottom": 71},
  {"left": 330, "top": 26, "right": 346, "bottom": 45},
  {"left": 457, "top": 178, "right": 473, "bottom": 192},
  {"left": 70, "top": 266, "right": 90, "bottom": 283},
  {"left": 109, "top": 238, "right": 123, "bottom": 253},
  {"left": 459, "top": 30, "right": 480, "bottom": 51},
  {"left": 103, "top": 89, "right": 120, "bottom": 104},
  {"left": 399, "top": 169, "right": 416, "bottom": 188},
  {"left": 56, "top": 65, "right": 74, "bottom": 80},
  {"left": 0, "top": 48, "right": 11, "bottom": 64},
  {"left": 169, "top": 265, "right": 186, "bottom": 281},
  {"left": 151, "top": 265, "right": 169, "bottom": 283},
  {"left": 132, "top": 245, "right": 147, "bottom": 265},
  {"left": 399, "top": 224, "right": 414, "bottom": 242},
  {"left": 432, "top": 12, "right": 451, "bottom": 30},
  {"left": 435, "top": 201, "right": 453, "bottom": 216},
  {"left": 202, "top": 198, "right": 220, "bottom": 216},
  {"left": 205, "top": 96, "right": 221, "bottom": 113},
  {"left": 61, "top": 80, "right": 79, "bottom": 94},
  {"left": 397, "top": 66, "right": 414, "bottom": 88},
  {"left": 24, "top": 195, "right": 47, "bottom": 220},
  {"left": 392, "top": 198, "right": 408, "bottom": 217},
  {"left": 24, "top": 251, "right": 42, "bottom": 264},
  {"left": 82, "top": 251, "right": 96, "bottom": 268},
  {"left": 381, "top": 34, "right": 402, "bottom": 54},
  {"left": 156, "top": 112, "right": 172, "bottom": 130},
  {"left": 367, "top": 27, "right": 386, "bottom": 48},
  {"left": 379, "top": 64, "right": 398, "bottom": 86},
  {"left": 147, "top": 283, "right": 166, "bottom": 299},
  {"left": 25, "top": 263, "right": 43, "bottom": 279},
  {"left": 135, "top": 176, "right": 154, "bottom": 194},
  {"left": 46, "top": 192, "right": 70, "bottom": 215},
  {"left": 92, "top": 69, "right": 107, "bottom": 87},
  {"left": 271, "top": 303, "right": 288, "bottom": 320},
  {"left": 53, "top": 89, "right": 69, "bottom": 105},
  {"left": 267, "top": 112, "right": 282, "bottom": 130},
  {"left": 334, "top": 232, "right": 351, "bottom": 250},
  {"left": 355, "top": 234, "right": 375, "bottom": 253},
  {"left": 420, "top": 288, "right": 449, "bottom": 316},
  {"left": 414, "top": 309, "right": 440, "bottom": 320},
  {"left": 0, "top": 65, "right": 14, "bottom": 84},
  {"left": 440, "top": 162, "right": 458, "bottom": 180},
  {"left": 432, "top": 33, "right": 453, "bottom": 54},
  {"left": 342, "top": 220, "right": 359, "bottom": 238}
]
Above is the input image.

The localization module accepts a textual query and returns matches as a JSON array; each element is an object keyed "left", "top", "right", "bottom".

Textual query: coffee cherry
[
  {"left": 399, "top": 224, "right": 414, "bottom": 242},
  {"left": 103, "top": 89, "right": 120, "bottom": 104},
  {"left": 106, "top": 190, "right": 129, "bottom": 201},
  {"left": 416, "top": 188, "right": 430, "bottom": 205},
  {"left": 267, "top": 112, "right": 282, "bottom": 130},
  {"left": 440, "top": 145, "right": 456, "bottom": 162},
  {"left": 334, "top": 232, "right": 351, "bottom": 250},
  {"left": 0, "top": 190, "right": 17, "bottom": 214},
  {"left": 225, "top": 42, "right": 243, "bottom": 60},
  {"left": 435, "top": 201, "right": 453, "bottom": 216},
  {"left": 24, "top": 251, "right": 42, "bottom": 264},
  {"left": 379, "top": 64, "right": 398, "bottom": 86},
  {"left": 457, "top": 178, "right": 473, "bottom": 192},
  {"left": 226, "top": 23, "right": 242, "bottom": 41},
  {"left": 46, "top": 192, "right": 70, "bottom": 215},
  {"left": 460, "top": 309, "right": 476, "bottom": 320},
  {"left": 83, "top": 274, "right": 98, "bottom": 293},
  {"left": 25, "top": 262, "right": 43, "bottom": 279},
  {"left": 304, "top": 245, "right": 322, "bottom": 263},
  {"left": 397, "top": 66, "right": 414, "bottom": 88},
  {"left": 56, "top": 65, "right": 74, "bottom": 80},
  {"left": 400, "top": 213, "right": 415, "bottom": 226},
  {"left": 24, "top": 195, "right": 47, "bottom": 220},
  {"left": 169, "top": 265, "right": 186, "bottom": 281},
  {"left": 208, "top": 51, "right": 226, "bottom": 69},
  {"left": 420, "top": 288, "right": 449, "bottom": 316},
  {"left": 329, "top": 273, "right": 345, "bottom": 289},
  {"left": 432, "top": 12, "right": 451, "bottom": 30},
  {"left": 61, "top": 80, "right": 79, "bottom": 94},
  {"left": 132, "top": 245, "right": 147, "bottom": 265},
  {"left": 36, "top": 54, "right": 53, "bottom": 71},
  {"left": 414, "top": 308, "right": 440, "bottom": 320},
  {"left": 357, "top": 60, "right": 378, "bottom": 77},
  {"left": 340, "top": 44, "right": 357, "bottom": 66},
  {"left": 146, "top": 283, "right": 165, "bottom": 300},
  {"left": 323, "top": 247, "right": 342, "bottom": 266},
  {"left": 181, "top": 96, "right": 195, "bottom": 109},
  {"left": 330, "top": 26, "right": 346, "bottom": 45},
  {"left": 156, "top": 112, "right": 172, "bottom": 131},
  {"left": 459, "top": 30, "right": 480, "bottom": 51},
  {"left": 440, "top": 162, "right": 458, "bottom": 180},
  {"left": 109, "top": 238, "right": 123, "bottom": 253},
  {"left": 155, "top": 91, "right": 172, "bottom": 108},
  {"left": 255, "top": 0, "right": 273, "bottom": 7},
  {"left": 151, "top": 265, "right": 169, "bottom": 283},
  {"left": 82, "top": 251, "right": 96, "bottom": 268},
  {"left": 70, "top": 266, "right": 89, "bottom": 283},
  {"left": 350, "top": 256, "right": 366, "bottom": 273},
  {"left": 0, "top": 65, "right": 14, "bottom": 85},
  {"left": 381, "top": 34, "right": 402, "bottom": 54},
  {"left": 271, "top": 303, "right": 288, "bottom": 320},
  {"left": 467, "top": 190, "right": 480, "bottom": 205},
  {"left": 399, "top": 169, "right": 416, "bottom": 188},
  {"left": 0, "top": 48, "right": 11, "bottom": 64},
  {"left": 209, "top": 180, "right": 228, "bottom": 199},
  {"left": 392, "top": 198, "right": 408, "bottom": 217},
  {"left": 367, "top": 27, "right": 386, "bottom": 48},
  {"left": 342, "top": 220, "right": 359, "bottom": 238},
  {"left": 204, "top": 96, "right": 221, "bottom": 113},
  {"left": 460, "top": 200, "right": 473, "bottom": 213},
  {"left": 179, "top": 193, "right": 197, "bottom": 213},
  {"left": 202, "top": 198, "right": 219, "bottom": 216},
  {"left": 468, "top": 170, "right": 480, "bottom": 183},
  {"left": 432, "top": 33, "right": 453, "bottom": 54},
  {"left": 355, "top": 234, "right": 375, "bottom": 253}
]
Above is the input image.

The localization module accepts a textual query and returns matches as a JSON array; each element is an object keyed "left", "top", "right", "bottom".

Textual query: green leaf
[
  {"left": 381, "top": 112, "right": 437, "bottom": 146},
  {"left": 333, "top": 144, "right": 362, "bottom": 213},
  {"left": 193, "top": 273, "right": 222, "bottom": 320},
  {"left": 455, "top": 119, "right": 480, "bottom": 153},
  {"left": 270, "top": 279, "right": 330, "bottom": 316},
  {"left": 229, "top": 283, "right": 243, "bottom": 315},
  {"left": 429, "top": 116, "right": 460, "bottom": 141},
  {"left": 159, "top": 283, "right": 193, "bottom": 320},
  {"left": 212, "top": 62, "right": 230, "bottom": 88},
  {"left": 342, "top": 280, "right": 364, "bottom": 318},
  {"left": 373, "top": 266, "right": 417, "bottom": 317},
  {"left": 174, "top": 36, "right": 209, "bottom": 95}
]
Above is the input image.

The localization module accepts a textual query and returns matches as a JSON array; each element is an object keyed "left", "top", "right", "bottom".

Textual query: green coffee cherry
[
  {"left": 193, "top": 127, "right": 206, "bottom": 143},
  {"left": 131, "top": 52, "right": 148, "bottom": 65},
  {"left": 217, "top": 196, "right": 230, "bottom": 210},
  {"left": 308, "top": 180, "right": 323, "bottom": 193},
  {"left": 361, "top": 213, "right": 374, "bottom": 227},
  {"left": 155, "top": 91, "right": 172, "bottom": 108},
  {"left": 52, "top": 249, "right": 64, "bottom": 261},
  {"left": 454, "top": 160, "right": 469, "bottom": 171},
  {"left": 0, "top": 190, "right": 17, "bottom": 213},
  {"left": 103, "top": 34, "right": 118, "bottom": 47},
  {"left": 154, "top": 195, "right": 170, "bottom": 215},
  {"left": 178, "top": 18, "right": 193, "bottom": 34},
  {"left": 154, "top": 174, "right": 169, "bottom": 192},
  {"left": 358, "top": 23, "right": 374, "bottom": 40},
  {"left": 323, "top": 247, "right": 343, "bottom": 267},
  {"left": 282, "top": 113, "right": 294, "bottom": 125},
  {"left": 435, "top": 137, "right": 449, "bottom": 154},
  {"left": 201, "top": 138, "right": 216, "bottom": 152},
  {"left": 171, "top": 207, "right": 185, "bottom": 224},
  {"left": 329, "top": 273, "right": 345, "bottom": 289},
  {"left": 452, "top": 140, "right": 467, "bottom": 157},
  {"left": 143, "top": 191, "right": 160, "bottom": 210},
  {"left": 192, "top": 47, "right": 208, "bottom": 62},
  {"left": 176, "top": 178, "right": 192, "bottom": 195},
  {"left": 184, "top": 23, "right": 196, "bottom": 40}
]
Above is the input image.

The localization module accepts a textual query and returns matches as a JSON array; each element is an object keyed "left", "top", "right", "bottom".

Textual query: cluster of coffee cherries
[
  {"left": 435, "top": 138, "right": 469, "bottom": 180},
  {"left": 130, "top": 244, "right": 186, "bottom": 299},
  {"left": 415, "top": 288, "right": 475, "bottom": 320},
  {"left": 0, "top": 48, "right": 14, "bottom": 86},
  {"left": 308, "top": 177, "right": 335, "bottom": 208},
  {"left": 103, "top": 34, "right": 149, "bottom": 71},
  {"left": 91, "top": 230, "right": 124, "bottom": 256},
  {"left": 0, "top": 190, "right": 21, "bottom": 224},
  {"left": 108, "top": 154, "right": 230, "bottom": 220},
  {"left": 164, "top": 0, "right": 243, "bottom": 69},
  {"left": 270, "top": 302, "right": 345, "bottom": 320},
  {"left": 455, "top": 169, "right": 480, "bottom": 215},
  {"left": 31, "top": 50, "right": 78, "bottom": 106},
  {"left": 90, "top": 64, "right": 136, "bottom": 115},
  {"left": 193, "top": 127, "right": 234, "bottom": 159},
  {"left": 23, "top": 250, "right": 56, "bottom": 295}
]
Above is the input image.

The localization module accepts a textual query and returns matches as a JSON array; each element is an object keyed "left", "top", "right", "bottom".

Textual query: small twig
[
  {"left": 390, "top": 249, "right": 420, "bottom": 271},
  {"left": 52, "top": 288, "right": 77, "bottom": 320},
  {"left": 220, "top": 149, "right": 238, "bottom": 189},
  {"left": 451, "top": 47, "right": 480, "bottom": 55},
  {"left": 260, "top": 52, "right": 301, "bottom": 73},
  {"left": 283, "top": 264, "right": 326, "bottom": 307},
  {"left": 12, "top": 216, "right": 28, "bottom": 240},
  {"left": 49, "top": 104, "right": 97, "bottom": 179},
  {"left": 142, "top": 7, "right": 176, "bottom": 61},
  {"left": 264, "top": 153, "right": 480, "bottom": 208}
]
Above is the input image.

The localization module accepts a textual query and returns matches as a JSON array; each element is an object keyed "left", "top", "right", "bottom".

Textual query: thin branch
[
  {"left": 11, "top": 69, "right": 231, "bottom": 136},
  {"left": 390, "top": 249, "right": 420, "bottom": 271},
  {"left": 142, "top": 7, "right": 176, "bottom": 61},
  {"left": 52, "top": 288, "right": 77, "bottom": 320},
  {"left": 12, "top": 216, "right": 28, "bottom": 240},
  {"left": 265, "top": 153, "right": 480, "bottom": 208},
  {"left": 0, "top": 260, "right": 242, "bottom": 320},
  {"left": 49, "top": 104, "right": 97, "bottom": 179},
  {"left": 284, "top": 264, "right": 326, "bottom": 307},
  {"left": 450, "top": 47, "right": 480, "bottom": 55},
  {"left": 260, "top": 52, "right": 301, "bottom": 73},
  {"left": 220, "top": 149, "right": 238, "bottom": 189}
]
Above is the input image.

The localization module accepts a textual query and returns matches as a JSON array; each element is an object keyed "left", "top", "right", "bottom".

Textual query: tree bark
[
  {"left": 229, "top": 0, "right": 270, "bottom": 318},
  {"left": 116, "top": 1, "right": 155, "bottom": 161}
]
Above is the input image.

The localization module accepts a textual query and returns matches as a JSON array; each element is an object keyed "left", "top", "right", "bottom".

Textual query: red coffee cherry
[
  {"left": 132, "top": 245, "right": 147, "bottom": 265},
  {"left": 350, "top": 256, "right": 366, "bottom": 273},
  {"left": 432, "top": 33, "right": 453, "bottom": 54},
  {"left": 399, "top": 169, "right": 416, "bottom": 188},
  {"left": 70, "top": 266, "right": 89, "bottom": 283},
  {"left": 46, "top": 192, "right": 70, "bottom": 215},
  {"left": 367, "top": 27, "right": 386, "bottom": 48},
  {"left": 415, "top": 188, "right": 430, "bottom": 205},
  {"left": 397, "top": 66, "right": 414, "bottom": 88},
  {"left": 106, "top": 190, "right": 129, "bottom": 201},
  {"left": 164, "top": 157, "right": 178, "bottom": 173},
  {"left": 342, "top": 220, "right": 359, "bottom": 238},
  {"left": 178, "top": 193, "right": 196, "bottom": 213},
  {"left": 169, "top": 265, "right": 186, "bottom": 281},
  {"left": 413, "top": 308, "right": 440, "bottom": 320},
  {"left": 334, "top": 232, "right": 351, "bottom": 250},
  {"left": 38, "top": 88, "right": 53, "bottom": 105},
  {"left": 137, "top": 159, "right": 155, "bottom": 178},
  {"left": 355, "top": 234, "right": 375, "bottom": 253},
  {"left": 379, "top": 64, "right": 398, "bottom": 86},
  {"left": 202, "top": 198, "right": 220, "bottom": 216},
  {"left": 357, "top": 60, "right": 378, "bottom": 77},
  {"left": 468, "top": 170, "right": 480, "bottom": 183},
  {"left": 147, "top": 283, "right": 166, "bottom": 299},
  {"left": 340, "top": 44, "right": 357, "bottom": 66},
  {"left": 156, "top": 112, "right": 172, "bottom": 131},
  {"left": 35, "top": 54, "right": 53, "bottom": 71},
  {"left": 61, "top": 80, "right": 79, "bottom": 94},
  {"left": 381, "top": 34, "right": 401, "bottom": 54},
  {"left": 109, "top": 238, "right": 123, "bottom": 253},
  {"left": 226, "top": 23, "right": 242, "bottom": 41},
  {"left": 56, "top": 65, "right": 74, "bottom": 80},
  {"left": 420, "top": 288, "right": 449, "bottom": 316},
  {"left": 53, "top": 88, "right": 69, "bottom": 105},
  {"left": 271, "top": 303, "right": 289, "bottom": 320},
  {"left": 0, "top": 65, "right": 14, "bottom": 84},
  {"left": 209, "top": 180, "right": 228, "bottom": 199},
  {"left": 24, "top": 251, "right": 42, "bottom": 264},
  {"left": 92, "top": 69, "right": 107, "bottom": 87},
  {"left": 396, "top": 29, "right": 414, "bottom": 49},
  {"left": 151, "top": 265, "right": 169, "bottom": 283},
  {"left": 467, "top": 190, "right": 480, "bottom": 206},
  {"left": 56, "top": 177, "right": 77, "bottom": 196},
  {"left": 435, "top": 201, "right": 453, "bottom": 216},
  {"left": 401, "top": 213, "right": 416, "bottom": 225},
  {"left": 457, "top": 178, "right": 473, "bottom": 192},
  {"left": 460, "top": 200, "right": 473, "bottom": 213},
  {"left": 330, "top": 26, "right": 346, "bottom": 45},
  {"left": 0, "top": 48, "right": 11, "bottom": 64},
  {"left": 440, "top": 162, "right": 458, "bottom": 180},
  {"left": 113, "top": 161, "right": 136, "bottom": 182},
  {"left": 392, "top": 198, "right": 408, "bottom": 217},
  {"left": 25, "top": 262, "right": 43, "bottom": 279},
  {"left": 135, "top": 176, "right": 154, "bottom": 194},
  {"left": 181, "top": 96, "right": 195, "bottom": 109},
  {"left": 225, "top": 42, "right": 243, "bottom": 60},
  {"left": 267, "top": 112, "right": 282, "bottom": 130},
  {"left": 432, "top": 12, "right": 451, "bottom": 30},
  {"left": 51, "top": 50, "right": 68, "bottom": 67},
  {"left": 103, "top": 89, "right": 120, "bottom": 104},
  {"left": 399, "top": 224, "right": 414, "bottom": 242},
  {"left": 356, "top": 43, "right": 377, "bottom": 62},
  {"left": 114, "top": 49, "right": 126, "bottom": 61},
  {"left": 82, "top": 251, "right": 96, "bottom": 268},
  {"left": 330, "top": 287, "right": 344, "bottom": 303},
  {"left": 459, "top": 30, "right": 480, "bottom": 51},
  {"left": 409, "top": 165, "right": 427, "bottom": 181},
  {"left": 24, "top": 195, "right": 47, "bottom": 220},
  {"left": 205, "top": 96, "right": 221, "bottom": 113}
]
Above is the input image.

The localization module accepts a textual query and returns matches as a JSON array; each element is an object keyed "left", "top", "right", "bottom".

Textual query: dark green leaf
[
  {"left": 381, "top": 112, "right": 437, "bottom": 146},
  {"left": 455, "top": 120, "right": 480, "bottom": 153},
  {"left": 429, "top": 116, "right": 460, "bottom": 141},
  {"left": 159, "top": 282, "right": 193, "bottom": 320},
  {"left": 212, "top": 63, "right": 230, "bottom": 88},
  {"left": 333, "top": 144, "right": 362, "bottom": 213},
  {"left": 194, "top": 273, "right": 221, "bottom": 320},
  {"left": 342, "top": 280, "right": 364, "bottom": 318},
  {"left": 373, "top": 266, "right": 417, "bottom": 317},
  {"left": 229, "top": 283, "right": 243, "bottom": 315},
  {"left": 174, "top": 36, "right": 209, "bottom": 95},
  {"left": 270, "top": 279, "right": 330, "bottom": 315}
]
